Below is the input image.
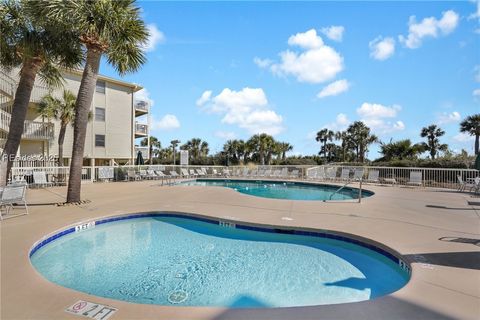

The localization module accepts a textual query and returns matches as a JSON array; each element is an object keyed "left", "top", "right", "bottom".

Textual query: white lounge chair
[
  {"left": 316, "top": 167, "right": 326, "bottom": 180},
  {"left": 458, "top": 176, "right": 479, "bottom": 192},
  {"left": 289, "top": 169, "right": 300, "bottom": 179},
  {"left": 280, "top": 168, "right": 289, "bottom": 178},
  {"left": 263, "top": 169, "right": 272, "bottom": 177},
  {"left": 272, "top": 170, "right": 282, "bottom": 178},
  {"left": 407, "top": 171, "right": 423, "bottom": 187},
  {"left": 170, "top": 171, "right": 180, "bottom": 179},
  {"left": 353, "top": 168, "right": 364, "bottom": 181},
  {"left": 0, "top": 185, "right": 28, "bottom": 220},
  {"left": 32, "top": 171, "right": 54, "bottom": 188},
  {"left": 155, "top": 171, "right": 172, "bottom": 185},
  {"left": 196, "top": 169, "right": 206, "bottom": 177},
  {"left": 127, "top": 170, "right": 140, "bottom": 181},
  {"left": 181, "top": 168, "right": 190, "bottom": 178},
  {"left": 326, "top": 168, "right": 337, "bottom": 181},
  {"left": 366, "top": 170, "right": 379, "bottom": 183},
  {"left": 223, "top": 168, "right": 231, "bottom": 177},
  {"left": 340, "top": 168, "right": 350, "bottom": 181},
  {"left": 189, "top": 169, "right": 198, "bottom": 177}
]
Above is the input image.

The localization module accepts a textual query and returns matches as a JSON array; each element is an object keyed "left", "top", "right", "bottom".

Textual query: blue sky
[{"left": 99, "top": 1, "right": 480, "bottom": 158}]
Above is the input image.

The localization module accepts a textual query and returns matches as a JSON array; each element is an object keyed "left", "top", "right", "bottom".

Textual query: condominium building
[{"left": 0, "top": 68, "right": 150, "bottom": 166}]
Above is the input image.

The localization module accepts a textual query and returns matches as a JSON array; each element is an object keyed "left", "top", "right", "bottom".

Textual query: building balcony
[
  {"left": 135, "top": 100, "right": 149, "bottom": 117},
  {"left": 135, "top": 146, "right": 149, "bottom": 159},
  {"left": 0, "top": 109, "right": 54, "bottom": 140},
  {"left": 135, "top": 122, "right": 148, "bottom": 138}
]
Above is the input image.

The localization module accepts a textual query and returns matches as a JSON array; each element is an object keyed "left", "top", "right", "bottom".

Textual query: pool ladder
[{"left": 328, "top": 177, "right": 363, "bottom": 203}]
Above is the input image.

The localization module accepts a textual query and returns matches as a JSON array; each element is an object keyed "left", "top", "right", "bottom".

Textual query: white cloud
[
  {"left": 317, "top": 79, "right": 350, "bottom": 98},
  {"left": 469, "top": 0, "right": 480, "bottom": 21},
  {"left": 253, "top": 57, "right": 273, "bottom": 68},
  {"left": 142, "top": 24, "right": 166, "bottom": 52},
  {"left": 152, "top": 114, "right": 180, "bottom": 131},
  {"left": 369, "top": 36, "right": 395, "bottom": 60},
  {"left": 474, "top": 88, "right": 480, "bottom": 99},
  {"left": 134, "top": 88, "right": 154, "bottom": 107},
  {"left": 257, "top": 29, "right": 344, "bottom": 84},
  {"left": 357, "top": 102, "right": 404, "bottom": 134},
  {"left": 399, "top": 10, "right": 459, "bottom": 49},
  {"left": 438, "top": 111, "right": 461, "bottom": 124},
  {"left": 198, "top": 87, "right": 284, "bottom": 135},
  {"left": 474, "top": 65, "right": 480, "bottom": 82},
  {"left": 324, "top": 113, "right": 351, "bottom": 131},
  {"left": 196, "top": 90, "right": 212, "bottom": 107},
  {"left": 321, "top": 26, "right": 345, "bottom": 42},
  {"left": 453, "top": 132, "right": 475, "bottom": 142},
  {"left": 288, "top": 29, "right": 324, "bottom": 49},
  {"left": 215, "top": 131, "right": 236, "bottom": 140}
]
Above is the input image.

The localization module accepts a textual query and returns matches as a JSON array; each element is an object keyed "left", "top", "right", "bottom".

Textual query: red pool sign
[{"left": 66, "top": 300, "right": 117, "bottom": 320}]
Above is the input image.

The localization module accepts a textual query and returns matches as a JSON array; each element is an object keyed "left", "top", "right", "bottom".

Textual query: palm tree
[
  {"left": 460, "top": 114, "right": 480, "bottom": 155},
  {"left": 200, "top": 141, "right": 209, "bottom": 158},
  {"left": 277, "top": 142, "right": 293, "bottom": 160},
  {"left": 379, "top": 139, "right": 425, "bottom": 161},
  {"left": 315, "top": 129, "right": 335, "bottom": 160},
  {"left": 140, "top": 136, "right": 161, "bottom": 161},
  {"left": 0, "top": 0, "right": 82, "bottom": 185},
  {"left": 346, "top": 121, "right": 378, "bottom": 163},
  {"left": 420, "top": 124, "right": 448, "bottom": 160},
  {"left": 335, "top": 131, "right": 350, "bottom": 162},
  {"left": 181, "top": 138, "right": 209, "bottom": 161},
  {"left": 35, "top": 0, "right": 149, "bottom": 202},
  {"left": 170, "top": 140, "right": 180, "bottom": 165},
  {"left": 37, "top": 90, "right": 77, "bottom": 166},
  {"left": 247, "top": 134, "right": 276, "bottom": 165}
]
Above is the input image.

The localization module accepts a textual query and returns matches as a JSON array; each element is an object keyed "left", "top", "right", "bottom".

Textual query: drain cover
[{"left": 168, "top": 290, "right": 188, "bottom": 304}]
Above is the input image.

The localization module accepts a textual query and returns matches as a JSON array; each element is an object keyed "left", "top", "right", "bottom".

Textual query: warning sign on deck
[{"left": 65, "top": 300, "right": 117, "bottom": 320}]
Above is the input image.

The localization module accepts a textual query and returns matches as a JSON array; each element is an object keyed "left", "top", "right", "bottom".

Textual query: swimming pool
[
  {"left": 179, "top": 179, "right": 373, "bottom": 201},
  {"left": 30, "top": 214, "right": 409, "bottom": 308}
]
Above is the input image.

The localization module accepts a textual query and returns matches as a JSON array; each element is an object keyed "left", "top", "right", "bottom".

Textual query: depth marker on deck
[{"left": 65, "top": 300, "right": 117, "bottom": 320}]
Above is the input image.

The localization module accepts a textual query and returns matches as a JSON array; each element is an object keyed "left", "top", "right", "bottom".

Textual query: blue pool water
[
  {"left": 31, "top": 215, "right": 408, "bottom": 308},
  {"left": 179, "top": 179, "right": 373, "bottom": 201}
]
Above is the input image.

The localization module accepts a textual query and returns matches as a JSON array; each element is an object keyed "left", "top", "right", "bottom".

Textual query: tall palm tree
[
  {"left": 315, "top": 129, "right": 334, "bottom": 160},
  {"left": 379, "top": 139, "right": 425, "bottom": 161},
  {"left": 181, "top": 138, "right": 209, "bottom": 160},
  {"left": 335, "top": 130, "right": 350, "bottom": 162},
  {"left": 460, "top": 114, "right": 480, "bottom": 155},
  {"left": 346, "top": 121, "right": 378, "bottom": 163},
  {"left": 140, "top": 136, "right": 161, "bottom": 161},
  {"left": 420, "top": 124, "right": 448, "bottom": 160},
  {"left": 277, "top": 142, "right": 293, "bottom": 160},
  {"left": 170, "top": 139, "right": 180, "bottom": 165},
  {"left": 0, "top": 0, "right": 82, "bottom": 185},
  {"left": 36, "top": 0, "right": 149, "bottom": 202},
  {"left": 37, "top": 90, "right": 77, "bottom": 166},
  {"left": 200, "top": 141, "right": 209, "bottom": 158},
  {"left": 247, "top": 133, "right": 275, "bottom": 165}
]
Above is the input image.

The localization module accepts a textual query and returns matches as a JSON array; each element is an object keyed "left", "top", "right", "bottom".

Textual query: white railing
[
  {"left": 0, "top": 109, "right": 54, "bottom": 140},
  {"left": 135, "top": 123, "right": 148, "bottom": 135},
  {"left": 7, "top": 164, "right": 479, "bottom": 190},
  {"left": 306, "top": 165, "right": 479, "bottom": 189},
  {"left": 134, "top": 100, "right": 149, "bottom": 112}
]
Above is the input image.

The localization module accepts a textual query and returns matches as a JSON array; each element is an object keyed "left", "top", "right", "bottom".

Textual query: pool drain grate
[{"left": 168, "top": 290, "right": 188, "bottom": 304}]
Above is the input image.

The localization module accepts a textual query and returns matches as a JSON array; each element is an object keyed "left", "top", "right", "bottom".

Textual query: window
[
  {"left": 95, "top": 107, "right": 105, "bottom": 121},
  {"left": 96, "top": 80, "right": 105, "bottom": 93},
  {"left": 95, "top": 134, "right": 105, "bottom": 147}
]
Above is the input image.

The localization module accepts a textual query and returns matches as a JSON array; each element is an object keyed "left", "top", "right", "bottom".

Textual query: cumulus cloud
[
  {"left": 134, "top": 88, "right": 154, "bottom": 107},
  {"left": 324, "top": 113, "right": 351, "bottom": 131},
  {"left": 369, "top": 36, "right": 395, "bottom": 60},
  {"left": 317, "top": 79, "right": 350, "bottom": 98},
  {"left": 152, "top": 114, "right": 180, "bottom": 131},
  {"left": 256, "top": 29, "right": 344, "bottom": 84},
  {"left": 321, "top": 26, "right": 345, "bottom": 42},
  {"left": 399, "top": 10, "right": 459, "bottom": 49},
  {"left": 215, "top": 131, "right": 236, "bottom": 140},
  {"left": 142, "top": 24, "right": 166, "bottom": 52},
  {"left": 438, "top": 111, "right": 461, "bottom": 124},
  {"left": 197, "top": 87, "right": 284, "bottom": 135},
  {"left": 196, "top": 90, "right": 212, "bottom": 106},
  {"left": 357, "top": 103, "right": 404, "bottom": 134}
]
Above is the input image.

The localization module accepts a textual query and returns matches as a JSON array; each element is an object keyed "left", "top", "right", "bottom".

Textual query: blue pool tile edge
[{"left": 29, "top": 212, "right": 410, "bottom": 276}]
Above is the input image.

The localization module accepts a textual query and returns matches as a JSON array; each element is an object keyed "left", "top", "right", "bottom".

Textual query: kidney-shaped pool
[{"left": 30, "top": 214, "right": 409, "bottom": 308}]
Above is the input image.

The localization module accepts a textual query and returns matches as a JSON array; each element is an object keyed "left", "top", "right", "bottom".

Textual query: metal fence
[{"left": 8, "top": 164, "right": 479, "bottom": 190}]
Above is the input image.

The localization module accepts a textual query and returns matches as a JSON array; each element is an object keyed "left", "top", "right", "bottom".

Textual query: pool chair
[
  {"left": 316, "top": 167, "right": 326, "bottom": 181},
  {"left": 382, "top": 175, "right": 397, "bottom": 186},
  {"left": 457, "top": 176, "right": 479, "bottom": 192},
  {"left": 340, "top": 168, "right": 350, "bottom": 181},
  {"left": 127, "top": 170, "right": 140, "bottom": 181},
  {"left": 366, "top": 170, "right": 379, "bottom": 183},
  {"left": 212, "top": 169, "right": 222, "bottom": 176},
  {"left": 290, "top": 169, "right": 300, "bottom": 179},
  {"left": 222, "top": 168, "right": 231, "bottom": 177},
  {"left": 32, "top": 171, "right": 54, "bottom": 188},
  {"left": 155, "top": 171, "right": 173, "bottom": 185},
  {"left": 181, "top": 168, "right": 190, "bottom": 178},
  {"left": 189, "top": 169, "right": 198, "bottom": 177},
  {"left": 280, "top": 168, "right": 289, "bottom": 178},
  {"left": 326, "top": 168, "right": 337, "bottom": 181},
  {"left": 146, "top": 170, "right": 160, "bottom": 180},
  {"left": 170, "top": 171, "right": 180, "bottom": 179},
  {"left": 407, "top": 171, "right": 423, "bottom": 187},
  {"left": 272, "top": 170, "right": 282, "bottom": 178},
  {"left": 0, "top": 184, "right": 28, "bottom": 220},
  {"left": 263, "top": 169, "right": 272, "bottom": 177},
  {"left": 196, "top": 169, "right": 206, "bottom": 177},
  {"left": 353, "top": 168, "right": 365, "bottom": 181},
  {"left": 242, "top": 168, "right": 249, "bottom": 177}
]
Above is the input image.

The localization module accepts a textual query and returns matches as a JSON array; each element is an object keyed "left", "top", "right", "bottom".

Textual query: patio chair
[
  {"left": 263, "top": 169, "right": 272, "bottom": 177},
  {"left": 340, "top": 168, "right": 350, "bottom": 181},
  {"left": 196, "top": 169, "right": 206, "bottom": 177},
  {"left": 212, "top": 169, "right": 222, "bottom": 176},
  {"left": 170, "top": 171, "right": 180, "bottom": 179},
  {"left": 181, "top": 168, "right": 190, "bottom": 178},
  {"left": 189, "top": 169, "right": 198, "bottom": 178},
  {"left": 200, "top": 167, "right": 209, "bottom": 176},
  {"left": 458, "top": 176, "right": 479, "bottom": 192},
  {"left": 316, "top": 167, "right": 326, "bottom": 180},
  {"left": 353, "top": 168, "right": 365, "bottom": 181},
  {"left": 366, "top": 170, "right": 380, "bottom": 183},
  {"left": 127, "top": 170, "right": 140, "bottom": 181},
  {"left": 280, "top": 168, "right": 289, "bottom": 178},
  {"left": 407, "top": 171, "right": 423, "bottom": 187},
  {"left": 155, "top": 171, "right": 173, "bottom": 185},
  {"left": 289, "top": 169, "right": 300, "bottom": 179},
  {"left": 326, "top": 168, "right": 337, "bottom": 181},
  {"left": 223, "top": 168, "right": 231, "bottom": 177},
  {"left": 146, "top": 170, "right": 159, "bottom": 180},
  {"left": 32, "top": 171, "right": 54, "bottom": 188},
  {"left": 0, "top": 185, "right": 28, "bottom": 220},
  {"left": 272, "top": 170, "right": 281, "bottom": 178},
  {"left": 139, "top": 170, "right": 150, "bottom": 180}
]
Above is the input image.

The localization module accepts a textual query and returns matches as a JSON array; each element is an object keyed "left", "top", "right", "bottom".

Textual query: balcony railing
[
  {"left": 0, "top": 109, "right": 54, "bottom": 140},
  {"left": 135, "top": 146, "right": 149, "bottom": 159},
  {"left": 135, "top": 123, "right": 148, "bottom": 136},
  {"left": 134, "top": 100, "right": 149, "bottom": 117},
  {"left": 0, "top": 68, "right": 51, "bottom": 103}
]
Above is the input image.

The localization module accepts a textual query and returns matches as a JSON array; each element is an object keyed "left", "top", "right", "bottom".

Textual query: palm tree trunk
[
  {"left": 67, "top": 49, "right": 101, "bottom": 203},
  {"left": 475, "top": 134, "right": 479, "bottom": 155},
  {"left": 0, "top": 59, "right": 41, "bottom": 186},
  {"left": 57, "top": 122, "right": 67, "bottom": 166}
]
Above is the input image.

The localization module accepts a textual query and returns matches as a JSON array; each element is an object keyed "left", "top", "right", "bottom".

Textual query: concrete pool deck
[{"left": 1, "top": 179, "right": 479, "bottom": 320}]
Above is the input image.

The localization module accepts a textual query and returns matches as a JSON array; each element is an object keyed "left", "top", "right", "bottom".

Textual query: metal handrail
[{"left": 329, "top": 178, "right": 352, "bottom": 200}]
